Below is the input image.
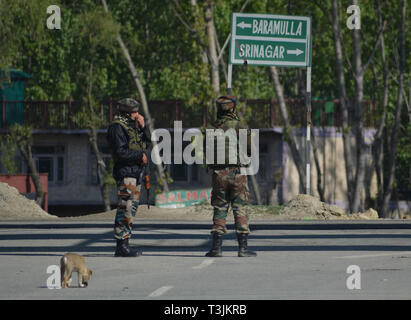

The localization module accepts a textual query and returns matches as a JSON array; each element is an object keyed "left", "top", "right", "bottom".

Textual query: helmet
[
  {"left": 117, "top": 98, "right": 140, "bottom": 113},
  {"left": 216, "top": 96, "right": 237, "bottom": 111}
]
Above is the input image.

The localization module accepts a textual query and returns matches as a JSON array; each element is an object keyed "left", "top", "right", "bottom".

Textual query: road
[{"left": 1, "top": 219, "right": 411, "bottom": 300}]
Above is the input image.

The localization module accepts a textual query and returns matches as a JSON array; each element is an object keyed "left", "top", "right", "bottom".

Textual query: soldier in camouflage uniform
[
  {"left": 205, "top": 96, "right": 257, "bottom": 258},
  {"left": 107, "top": 98, "right": 150, "bottom": 257}
]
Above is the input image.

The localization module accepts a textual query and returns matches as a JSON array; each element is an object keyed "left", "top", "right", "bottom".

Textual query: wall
[
  {"left": 283, "top": 127, "right": 378, "bottom": 210},
  {"left": 2, "top": 127, "right": 375, "bottom": 210},
  {"left": 31, "top": 131, "right": 117, "bottom": 206}
]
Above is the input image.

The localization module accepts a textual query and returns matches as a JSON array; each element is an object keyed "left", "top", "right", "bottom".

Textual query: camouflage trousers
[
  {"left": 114, "top": 177, "right": 141, "bottom": 240},
  {"left": 210, "top": 167, "right": 250, "bottom": 235}
]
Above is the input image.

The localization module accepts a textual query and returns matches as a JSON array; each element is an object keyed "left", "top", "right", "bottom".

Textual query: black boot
[
  {"left": 114, "top": 238, "right": 141, "bottom": 257},
  {"left": 237, "top": 233, "right": 257, "bottom": 257},
  {"left": 205, "top": 233, "right": 223, "bottom": 257}
]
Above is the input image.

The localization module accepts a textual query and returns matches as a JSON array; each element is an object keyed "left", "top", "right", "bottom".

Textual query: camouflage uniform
[
  {"left": 211, "top": 160, "right": 250, "bottom": 235},
  {"left": 107, "top": 98, "right": 150, "bottom": 257},
  {"left": 110, "top": 113, "right": 147, "bottom": 241},
  {"left": 205, "top": 96, "right": 256, "bottom": 257},
  {"left": 114, "top": 176, "right": 141, "bottom": 240}
]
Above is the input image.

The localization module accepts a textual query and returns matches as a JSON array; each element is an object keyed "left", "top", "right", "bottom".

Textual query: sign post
[{"left": 228, "top": 12, "right": 312, "bottom": 194}]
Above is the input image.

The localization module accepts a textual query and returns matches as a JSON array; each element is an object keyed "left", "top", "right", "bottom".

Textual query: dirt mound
[
  {"left": 278, "top": 194, "right": 379, "bottom": 220},
  {"left": 68, "top": 194, "right": 380, "bottom": 221},
  {"left": 0, "top": 185, "right": 379, "bottom": 221},
  {"left": 0, "top": 182, "right": 57, "bottom": 220}
]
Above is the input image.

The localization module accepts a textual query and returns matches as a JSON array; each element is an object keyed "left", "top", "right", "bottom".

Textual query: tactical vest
[
  {"left": 111, "top": 118, "right": 146, "bottom": 162},
  {"left": 204, "top": 114, "right": 250, "bottom": 168}
]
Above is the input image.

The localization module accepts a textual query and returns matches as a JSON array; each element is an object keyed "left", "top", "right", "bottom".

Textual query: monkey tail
[{"left": 60, "top": 256, "right": 67, "bottom": 285}]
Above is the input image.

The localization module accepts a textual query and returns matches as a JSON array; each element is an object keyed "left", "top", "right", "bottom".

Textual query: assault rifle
[{"left": 139, "top": 159, "right": 151, "bottom": 209}]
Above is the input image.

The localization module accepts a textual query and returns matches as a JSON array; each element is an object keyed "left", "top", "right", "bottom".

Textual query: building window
[{"left": 32, "top": 145, "right": 65, "bottom": 184}]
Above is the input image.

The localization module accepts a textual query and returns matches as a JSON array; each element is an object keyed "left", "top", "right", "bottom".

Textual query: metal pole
[
  {"left": 227, "top": 63, "right": 233, "bottom": 94},
  {"left": 306, "top": 66, "right": 312, "bottom": 194}
]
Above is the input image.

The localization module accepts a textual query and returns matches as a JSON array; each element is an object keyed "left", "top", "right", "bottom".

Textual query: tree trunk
[
  {"left": 380, "top": 0, "right": 406, "bottom": 218},
  {"left": 204, "top": 0, "right": 220, "bottom": 95},
  {"left": 351, "top": 0, "right": 366, "bottom": 213},
  {"left": 18, "top": 143, "right": 44, "bottom": 207},
  {"left": 311, "top": 131, "right": 325, "bottom": 201},
  {"left": 269, "top": 66, "right": 306, "bottom": 193},
  {"left": 101, "top": 0, "right": 169, "bottom": 192},
  {"left": 85, "top": 55, "right": 111, "bottom": 212},
  {"left": 330, "top": 0, "right": 355, "bottom": 211},
  {"left": 88, "top": 125, "right": 111, "bottom": 212},
  {"left": 373, "top": 0, "right": 388, "bottom": 217}
]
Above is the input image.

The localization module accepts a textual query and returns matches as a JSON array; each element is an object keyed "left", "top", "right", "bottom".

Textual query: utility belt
[{"left": 209, "top": 165, "right": 242, "bottom": 175}]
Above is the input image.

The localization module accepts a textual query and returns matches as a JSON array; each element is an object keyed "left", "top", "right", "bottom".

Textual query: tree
[
  {"left": 328, "top": 0, "right": 385, "bottom": 213},
  {"left": 171, "top": 0, "right": 263, "bottom": 204},
  {"left": 101, "top": 0, "right": 170, "bottom": 192},
  {"left": 269, "top": 66, "right": 306, "bottom": 193},
  {"left": 7, "top": 124, "right": 44, "bottom": 206},
  {"left": 0, "top": 135, "right": 18, "bottom": 175},
  {"left": 379, "top": 0, "right": 407, "bottom": 217},
  {"left": 1, "top": 0, "right": 409, "bottom": 211},
  {"left": 74, "top": 6, "right": 120, "bottom": 211}
]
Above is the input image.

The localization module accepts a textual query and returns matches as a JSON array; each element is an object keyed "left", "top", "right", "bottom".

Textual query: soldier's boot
[
  {"left": 114, "top": 238, "right": 142, "bottom": 257},
  {"left": 205, "top": 232, "right": 223, "bottom": 257},
  {"left": 237, "top": 233, "right": 257, "bottom": 257}
]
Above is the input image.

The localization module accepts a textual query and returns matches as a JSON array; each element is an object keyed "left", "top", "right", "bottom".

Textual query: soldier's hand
[
  {"left": 141, "top": 152, "right": 148, "bottom": 164},
  {"left": 136, "top": 113, "right": 145, "bottom": 128}
]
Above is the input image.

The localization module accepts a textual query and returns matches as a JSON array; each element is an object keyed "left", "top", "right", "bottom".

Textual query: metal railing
[{"left": 1, "top": 96, "right": 376, "bottom": 130}]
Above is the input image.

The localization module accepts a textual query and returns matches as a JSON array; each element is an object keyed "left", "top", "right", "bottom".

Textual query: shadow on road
[{"left": 1, "top": 221, "right": 411, "bottom": 257}]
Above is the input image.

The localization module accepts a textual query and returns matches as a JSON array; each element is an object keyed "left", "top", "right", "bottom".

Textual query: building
[{"left": 0, "top": 96, "right": 378, "bottom": 214}]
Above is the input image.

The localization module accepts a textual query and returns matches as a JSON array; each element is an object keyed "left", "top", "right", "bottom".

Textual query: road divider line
[
  {"left": 148, "top": 285, "right": 173, "bottom": 297},
  {"left": 192, "top": 259, "right": 215, "bottom": 270}
]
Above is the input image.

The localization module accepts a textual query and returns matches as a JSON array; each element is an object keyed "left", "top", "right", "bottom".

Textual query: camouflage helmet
[
  {"left": 117, "top": 98, "right": 140, "bottom": 113},
  {"left": 216, "top": 95, "right": 237, "bottom": 111}
]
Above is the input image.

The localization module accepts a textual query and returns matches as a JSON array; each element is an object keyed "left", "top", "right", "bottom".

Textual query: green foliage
[
  {"left": 0, "top": 0, "right": 409, "bottom": 199},
  {"left": 8, "top": 123, "right": 33, "bottom": 148},
  {"left": 155, "top": 169, "right": 173, "bottom": 194},
  {"left": 103, "top": 159, "right": 116, "bottom": 188},
  {"left": 0, "top": 136, "right": 18, "bottom": 174}
]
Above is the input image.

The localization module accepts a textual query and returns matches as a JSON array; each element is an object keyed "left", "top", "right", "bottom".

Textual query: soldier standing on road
[
  {"left": 107, "top": 98, "right": 150, "bottom": 257},
  {"left": 205, "top": 96, "right": 257, "bottom": 258}
]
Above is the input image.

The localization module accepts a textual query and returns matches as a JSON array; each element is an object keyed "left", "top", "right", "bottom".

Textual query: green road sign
[{"left": 229, "top": 13, "right": 311, "bottom": 67}]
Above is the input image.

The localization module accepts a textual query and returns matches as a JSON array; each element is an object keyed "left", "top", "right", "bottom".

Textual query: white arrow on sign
[
  {"left": 287, "top": 48, "right": 304, "bottom": 56},
  {"left": 237, "top": 21, "right": 251, "bottom": 29}
]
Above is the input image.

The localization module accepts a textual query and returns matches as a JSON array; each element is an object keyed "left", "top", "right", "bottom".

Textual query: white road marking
[
  {"left": 335, "top": 252, "right": 411, "bottom": 259},
  {"left": 148, "top": 286, "right": 173, "bottom": 297},
  {"left": 192, "top": 259, "right": 215, "bottom": 269}
]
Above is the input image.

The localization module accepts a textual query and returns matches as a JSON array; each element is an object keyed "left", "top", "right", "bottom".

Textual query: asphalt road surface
[{"left": 1, "top": 219, "right": 411, "bottom": 300}]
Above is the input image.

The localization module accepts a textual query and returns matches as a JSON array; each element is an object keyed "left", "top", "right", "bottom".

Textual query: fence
[
  {"left": 1, "top": 96, "right": 376, "bottom": 130},
  {"left": 243, "top": 98, "right": 377, "bottom": 128}
]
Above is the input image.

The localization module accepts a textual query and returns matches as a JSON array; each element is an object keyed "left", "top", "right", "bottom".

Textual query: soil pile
[
  {"left": 0, "top": 182, "right": 380, "bottom": 221},
  {"left": 277, "top": 194, "right": 379, "bottom": 220},
  {"left": 0, "top": 182, "right": 57, "bottom": 220}
]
